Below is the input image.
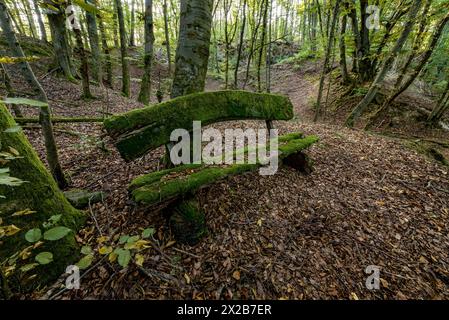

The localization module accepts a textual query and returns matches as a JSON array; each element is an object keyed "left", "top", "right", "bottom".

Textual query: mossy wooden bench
[{"left": 104, "top": 90, "right": 318, "bottom": 244}]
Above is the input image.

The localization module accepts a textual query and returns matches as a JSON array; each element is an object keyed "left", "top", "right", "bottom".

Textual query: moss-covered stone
[
  {"left": 104, "top": 90, "right": 295, "bottom": 161},
  {"left": 0, "top": 103, "right": 85, "bottom": 291},
  {"left": 168, "top": 198, "right": 207, "bottom": 246},
  {"left": 130, "top": 134, "right": 319, "bottom": 206}
]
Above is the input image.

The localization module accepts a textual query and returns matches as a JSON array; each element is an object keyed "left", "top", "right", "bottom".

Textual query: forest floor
[{"left": 4, "top": 56, "right": 449, "bottom": 300}]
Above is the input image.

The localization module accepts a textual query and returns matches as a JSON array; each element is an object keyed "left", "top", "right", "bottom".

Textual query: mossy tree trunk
[
  {"left": 163, "top": 0, "right": 172, "bottom": 74},
  {"left": 22, "top": 0, "right": 38, "bottom": 39},
  {"left": 0, "top": 103, "right": 85, "bottom": 290},
  {"left": 33, "top": 0, "right": 47, "bottom": 42},
  {"left": 45, "top": 2, "right": 76, "bottom": 82},
  {"left": 85, "top": 0, "right": 102, "bottom": 85},
  {"left": 138, "top": 0, "right": 155, "bottom": 104},
  {"left": 66, "top": 6, "right": 93, "bottom": 100},
  {"left": 0, "top": 0, "right": 68, "bottom": 189},
  {"left": 97, "top": 13, "right": 113, "bottom": 88},
  {"left": 171, "top": 0, "right": 214, "bottom": 98},
  {"left": 115, "top": 0, "right": 130, "bottom": 97},
  {"left": 345, "top": 0, "right": 423, "bottom": 127},
  {"left": 129, "top": 0, "right": 136, "bottom": 47}
]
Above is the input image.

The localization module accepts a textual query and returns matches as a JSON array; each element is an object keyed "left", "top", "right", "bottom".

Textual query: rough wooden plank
[
  {"left": 130, "top": 134, "right": 319, "bottom": 207},
  {"left": 103, "top": 90, "right": 295, "bottom": 161}
]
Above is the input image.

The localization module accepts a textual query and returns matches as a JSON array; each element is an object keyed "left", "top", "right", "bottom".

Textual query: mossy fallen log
[
  {"left": 103, "top": 90, "right": 295, "bottom": 161},
  {"left": 15, "top": 117, "right": 104, "bottom": 124},
  {"left": 130, "top": 134, "right": 319, "bottom": 207}
]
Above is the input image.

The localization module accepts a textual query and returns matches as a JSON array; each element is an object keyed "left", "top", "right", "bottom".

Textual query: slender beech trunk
[
  {"left": 339, "top": 14, "right": 349, "bottom": 84},
  {"left": 129, "top": 0, "right": 136, "bottom": 47},
  {"left": 85, "top": 0, "right": 102, "bottom": 84},
  {"left": 0, "top": 0, "right": 68, "bottom": 189},
  {"left": 73, "top": 27, "right": 93, "bottom": 99},
  {"left": 345, "top": 0, "right": 423, "bottom": 127},
  {"left": 257, "top": 0, "right": 269, "bottom": 93},
  {"left": 394, "top": 0, "right": 432, "bottom": 88},
  {"left": 367, "top": 11, "right": 449, "bottom": 126},
  {"left": 33, "top": 0, "right": 47, "bottom": 42},
  {"left": 163, "top": 0, "right": 172, "bottom": 74},
  {"left": 22, "top": 0, "right": 38, "bottom": 38},
  {"left": 138, "top": 0, "right": 155, "bottom": 104},
  {"left": 115, "top": 0, "right": 130, "bottom": 97},
  {"left": 98, "top": 13, "right": 113, "bottom": 88},
  {"left": 234, "top": 0, "right": 247, "bottom": 88},
  {"left": 314, "top": 0, "right": 340, "bottom": 122},
  {"left": 428, "top": 82, "right": 449, "bottom": 123}
]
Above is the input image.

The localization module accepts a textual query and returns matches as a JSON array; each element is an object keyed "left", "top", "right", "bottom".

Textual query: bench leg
[
  {"left": 167, "top": 197, "right": 208, "bottom": 246},
  {"left": 282, "top": 151, "right": 314, "bottom": 174}
]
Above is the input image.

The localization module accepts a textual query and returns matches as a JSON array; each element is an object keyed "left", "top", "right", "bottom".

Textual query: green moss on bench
[
  {"left": 131, "top": 134, "right": 319, "bottom": 207},
  {"left": 104, "top": 90, "right": 295, "bottom": 161}
]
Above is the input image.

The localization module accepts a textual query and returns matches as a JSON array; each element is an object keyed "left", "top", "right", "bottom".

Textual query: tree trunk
[
  {"left": 33, "top": 0, "right": 47, "bottom": 42},
  {"left": 0, "top": 102, "right": 84, "bottom": 290},
  {"left": 0, "top": 0, "right": 68, "bottom": 189},
  {"left": 22, "top": 0, "right": 38, "bottom": 39},
  {"left": 428, "top": 82, "right": 449, "bottom": 123},
  {"left": 163, "top": 0, "right": 172, "bottom": 74},
  {"left": 85, "top": 0, "right": 102, "bottom": 85},
  {"left": 0, "top": 63, "right": 23, "bottom": 118},
  {"left": 171, "top": 0, "right": 214, "bottom": 98},
  {"left": 97, "top": 12, "right": 113, "bottom": 88},
  {"left": 315, "top": 0, "right": 340, "bottom": 122},
  {"left": 138, "top": 0, "right": 155, "bottom": 104},
  {"left": 233, "top": 0, "right": 247, "bottom": 88},
  {"left": 115, "top": 0, "right": 130, "bottom": 97},
  {"left": 257, "top": 0, "right": 268, "bottom": 93},
  {"left": 345, "top": 0, "right": 423, "bottom": 127},
  {"left": 73, "top": 27, "right": 93, "bottom": 99},
  {"left": 129, "top": 0, "right": 136, "bottom": 47},
  {"left": 46, "top": 3, "right": 76, "bottom": 82},
  {"left": 339, "top": 14, "right": 349, "bottom": 84}
]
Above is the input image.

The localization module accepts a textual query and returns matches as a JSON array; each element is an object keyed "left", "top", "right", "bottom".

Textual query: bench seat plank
[{"left": 130, "top": 134, "right": 319, "bottom": 207}]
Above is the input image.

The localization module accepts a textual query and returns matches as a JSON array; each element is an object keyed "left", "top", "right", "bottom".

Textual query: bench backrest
[{"left": 104, "top": 90, "right": 294, "bottom": 161}]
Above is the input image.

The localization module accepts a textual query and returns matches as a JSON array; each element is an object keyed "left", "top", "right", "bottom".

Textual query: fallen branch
[{"left": 15, "top": 117, "right": 104, "bottom": 124}]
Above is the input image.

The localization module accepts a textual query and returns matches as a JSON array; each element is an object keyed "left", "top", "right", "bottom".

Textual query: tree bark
[
  {"left": 345, "top": 0, "right": 423, "bottom": 127},
  {"left": 0, "top": 102, "right": 84, "bottom": 290},
  {"left": 315, "top": 0, "right": 340, "bottom": 122},
  {"left": 85, "top": 0, "right": 102, "bottom": 85},
  {"left": 115, "top": 0, "right": 130, "bottom": 97},
  {"left": 233, "top": 0, "right": 247, "bottom": 88},
  {"left": 97, "top": 12, "right": 113, "bottom": 88},
  {"left": 0, "top": 0, "right": 68, "bottom": 189},
  {"left": 170, "top": 0, "right": 214, "bottom": 98},
  {"left": 339, "top": 14, "right": 349, "bottom": 84},
  {"left": 163, "top": 0, "right": 172, "bottom": 74},
  {"left": 138, "top": 0, "right": 155, "bottom": 104},
  {"left": 33, "top": 0, "right": 47, "bottom": 42}
]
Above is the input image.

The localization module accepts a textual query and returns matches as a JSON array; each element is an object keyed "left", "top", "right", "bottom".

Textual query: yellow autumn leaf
[
  {"left": 108, "top": 252, "right": 118, "bottom": 263},
  {"left": 19, "top": 245, "right": 33, "bottom": 260},
  {"left": 184, "top": 273, "right": 191, "bottom": 284},
  {"left": 135, "top": 253, "right": 145, "bottom": 267},
  {"left": 164, "top": 240, "right": 176, "bottom": 248},
  {"left": 350, "top": 292, "right": 359, "bottom": 300},
  {"left": 99, "top": 246, "right": 113, "bottom": 255},
  {"left": 12, "top": 209, "right": 36, "bottom": 217},
  {"left": 232, "top": 270, "right": 241, "bottom": 281},
  {"left": 97, "top": 236, "right": 109, "bottom": 244},
  {"left": 257, "top": 219, "right": 263, "bottom": 227},
  {"left": 5, "top": 225, "right": 21, "bottom": 236},
  {"left": 33, "top": 241, "right": 44, "bottom": 249}
]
